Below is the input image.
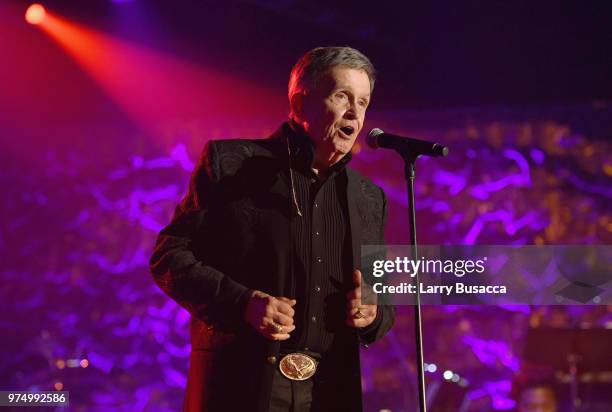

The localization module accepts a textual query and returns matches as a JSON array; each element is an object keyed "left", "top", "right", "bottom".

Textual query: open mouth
[{"left": 339, "top": 126, "right": 355, "bottom": 137}]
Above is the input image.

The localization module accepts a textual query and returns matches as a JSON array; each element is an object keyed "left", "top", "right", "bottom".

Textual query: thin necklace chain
[{"left": 286, "top": 135, "right": 303, "bottom": 217}]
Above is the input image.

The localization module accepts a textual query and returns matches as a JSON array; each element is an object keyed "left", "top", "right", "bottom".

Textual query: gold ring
[{"left": 272, "top": 323, "right": 283, "bottom": 333}]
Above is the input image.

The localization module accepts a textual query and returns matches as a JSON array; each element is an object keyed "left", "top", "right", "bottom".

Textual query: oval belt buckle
[{"left": 279, "top": 352, "right": 318, "bottom": 381}]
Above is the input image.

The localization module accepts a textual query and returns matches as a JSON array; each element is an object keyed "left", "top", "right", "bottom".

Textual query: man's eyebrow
[{"left": 334, "top": 87, "right": 370, "bottom": 99}]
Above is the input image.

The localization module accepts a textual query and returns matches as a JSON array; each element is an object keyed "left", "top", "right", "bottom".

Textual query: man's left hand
[{"left": 346, "top": 269, "right": 377, "bottom": 328}]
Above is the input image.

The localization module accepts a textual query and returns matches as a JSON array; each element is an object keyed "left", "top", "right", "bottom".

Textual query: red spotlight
[{"left": 25, "top": 4, "right": 46, "bottom": 25}]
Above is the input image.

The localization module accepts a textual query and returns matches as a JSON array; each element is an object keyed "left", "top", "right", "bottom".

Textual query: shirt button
[
  {"left": 315, "top": 231, "right": 320, "bottom": 236},
  {"left": 314, "top": 202, "right": 319, "bottom": 208},
  {"left": 315, "top": 257, "right": 322, "bottom": 263},
  {"left": 311, "top": 316, "right": 317, "bottom": 323},
  {"left": 314, "top": 286, "right": 321, "bottom": 292},
  {"left": 310, "top": 178, "right": 317, "bottom": 183}
]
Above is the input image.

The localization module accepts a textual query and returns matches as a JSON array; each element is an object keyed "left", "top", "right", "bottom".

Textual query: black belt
[{"left": 279, "top": 348, "right": 322, "bottom": 361}]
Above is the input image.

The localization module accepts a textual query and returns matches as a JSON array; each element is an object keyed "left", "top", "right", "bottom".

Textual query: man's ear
[{"left": 290, "top": 93, "right": 307, "bottom": 123}]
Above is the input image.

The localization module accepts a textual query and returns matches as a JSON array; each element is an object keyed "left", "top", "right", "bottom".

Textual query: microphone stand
[
  {"left": 369, "top": 128, "right": 447, "bottom": 411},
  {"left": 403, "top": 154, "right": 427, "bottom": 412}
]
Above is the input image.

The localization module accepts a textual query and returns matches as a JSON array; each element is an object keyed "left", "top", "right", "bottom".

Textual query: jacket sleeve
[
  {"left": 358, "top": 187, "right": 396, "bottom": 345},
  {"left": 149, "top": 140, "right": 252, "bottom": 329}
]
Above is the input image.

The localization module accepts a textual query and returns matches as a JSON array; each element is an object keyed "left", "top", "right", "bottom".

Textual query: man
[{"left": 150, "top": 46, "right": 395, "bottom": 412}]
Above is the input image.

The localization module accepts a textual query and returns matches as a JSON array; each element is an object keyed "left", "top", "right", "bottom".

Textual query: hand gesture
[
  {"left": 245, "top": 290, "right": 297, "bottom": 340},
  {"left": 346, "top": 269, "right": 377, "bottom": 328}
]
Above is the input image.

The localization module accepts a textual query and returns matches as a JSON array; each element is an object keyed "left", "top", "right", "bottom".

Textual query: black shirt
[{"left": 281, "top": 124, "right": 354, "bottom": 354}]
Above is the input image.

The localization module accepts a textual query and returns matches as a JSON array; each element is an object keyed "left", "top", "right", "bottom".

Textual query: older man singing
[{"left": 150, "top": 46, "right": 395, "bottom": 412}]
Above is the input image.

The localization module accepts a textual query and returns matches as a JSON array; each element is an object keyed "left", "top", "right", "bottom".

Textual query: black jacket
[{"left": 150, "top": 123, "right": 395, "bottom": 411}]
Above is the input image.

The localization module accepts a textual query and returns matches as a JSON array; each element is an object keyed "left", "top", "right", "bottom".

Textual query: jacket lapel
[{"left": 346, "top": 169, "right": 362, "bottom": 270}]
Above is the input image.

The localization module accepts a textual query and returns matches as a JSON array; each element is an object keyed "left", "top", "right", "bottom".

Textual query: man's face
[
  {"left": 299, "top": 66, "right": 371, "bottom": 163},
  {"left": 518, "top": 387, "right": 557, "bottom": 412}
]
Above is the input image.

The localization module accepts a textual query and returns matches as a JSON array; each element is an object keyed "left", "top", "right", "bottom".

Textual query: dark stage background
[{"left": 1, "top": 1, "right": 611, "bottom": 411}]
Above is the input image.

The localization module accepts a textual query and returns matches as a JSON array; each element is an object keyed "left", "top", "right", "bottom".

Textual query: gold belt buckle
[{"left": 279, "top": 352, "right": 318, "bottom": 381}]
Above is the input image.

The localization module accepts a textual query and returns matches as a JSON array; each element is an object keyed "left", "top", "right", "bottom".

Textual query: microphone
[{"left": 367, "top": 128, "right": 449, "bottom": 157}]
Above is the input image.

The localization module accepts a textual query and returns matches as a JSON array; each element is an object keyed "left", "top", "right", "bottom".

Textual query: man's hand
[
  {"left": 245, "top": 290, "right": 297, "bottom": 341},
  {"left": 346, "top": 269, "right": 377, "bottom": 328}
]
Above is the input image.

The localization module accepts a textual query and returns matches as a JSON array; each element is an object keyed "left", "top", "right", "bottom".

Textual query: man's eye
[{"left": 335, "top": 93, "right": 347, "bottom": 100}]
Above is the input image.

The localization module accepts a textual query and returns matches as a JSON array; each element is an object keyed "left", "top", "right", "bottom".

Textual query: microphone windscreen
[{"left": 367, "top": 128, "right": 384, "bottom": 148}]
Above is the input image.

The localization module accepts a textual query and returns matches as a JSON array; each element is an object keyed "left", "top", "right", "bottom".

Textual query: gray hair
[{"left": 288, "top": 46, "right": 376, "bottom": 119}]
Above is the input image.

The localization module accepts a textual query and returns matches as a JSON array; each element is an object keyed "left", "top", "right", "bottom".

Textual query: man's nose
[{"left": 344, "top": 104, "right": 358, "bottom": 119}]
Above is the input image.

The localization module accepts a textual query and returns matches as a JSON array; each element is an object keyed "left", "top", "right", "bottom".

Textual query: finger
[
  {"left": 361, "top": 287, "right": 377, "bottom": 305},
  {"left": 346, "top": 285, "right": 362, "bottom": 300},
  {"left": 346, "top": 306, "right": 376, "bottom": 321},
  {"left": 346, "top": 287, "right": 361, "bottom": 300},
  {"left": 268, "top": 333, "right": 291, "bottom": 341},
  {"left": 261, "top": 315, "right": 287, "bottom": 330},
  {"left": 277, "top": 297, "right": 297, "bottom": 306},
  {"left": 263, "top": 322, "right": 296, "bottom": 334},
  {"left": 346, "top": 306, "right": 368, "bottom": 318},
  {"left": 260, "top": 327, "right": 291, "bottom": 341},
  {"left": 346, "top": 311, "right": 376, "bottom": 328},
  {"left": 280, "top": 324, "right": 296, "bottom": 334},
  {"left": 346, "top": 317, "right": 371, "bottom": 328},
  {"left": 263, "top": 324, "right": 296, "bottom": 341},
  {"left": 272, "top": 312, "right": 294, "bottom": 326},
  {"left": 352, "top": 269, "right": 362, "bottom": 287},
  {"left": 276, "top": 300, "right": 296, "bottom": 318},
  {"left": 346, "top": 288, "right": 359, "bottom": 300},
  {"left": 360, "top": 304, "right": 377, "bottom": 316}
]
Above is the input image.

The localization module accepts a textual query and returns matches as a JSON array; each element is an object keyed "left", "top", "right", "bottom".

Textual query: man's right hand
[{"left": 244, "top": 290, "right": 297, "bottom": 341}]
